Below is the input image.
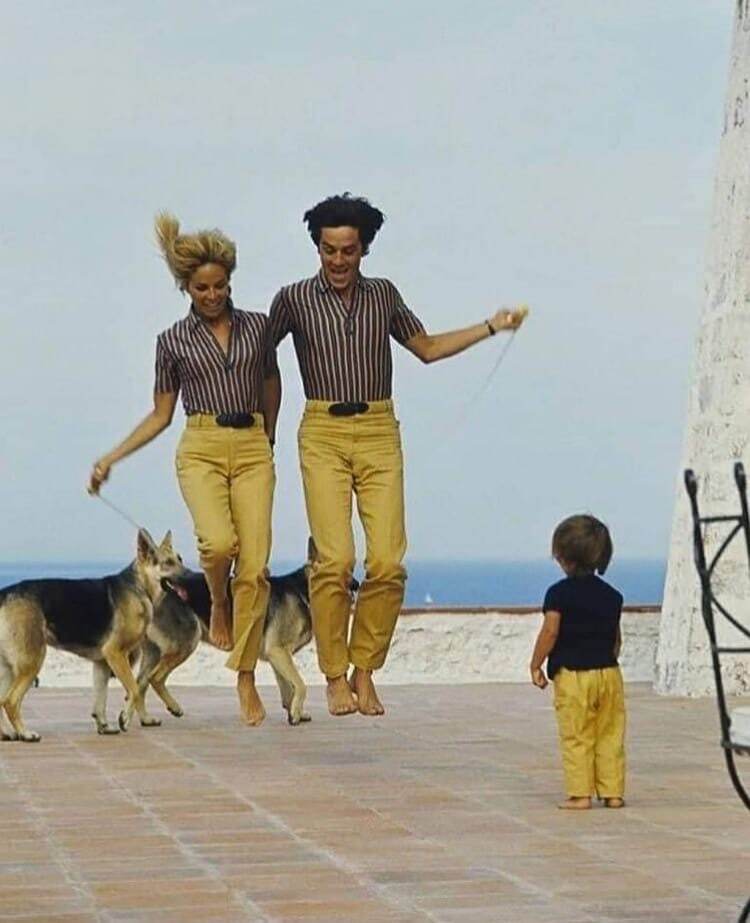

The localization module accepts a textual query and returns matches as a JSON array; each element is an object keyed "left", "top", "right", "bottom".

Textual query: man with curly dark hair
[{"left": 265, "top": 193, "right": 527, "bottom": 717}]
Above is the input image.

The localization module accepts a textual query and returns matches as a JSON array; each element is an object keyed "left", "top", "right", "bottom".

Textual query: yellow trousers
[
  {"left": 175, "top": 414, "right": 275, "bottom": 673},
  {"left": 553, "top": 666, "right": 626, "bottom": 798},
  {"left": 298, "top": 400, "right": 406, "bottom": 677}
]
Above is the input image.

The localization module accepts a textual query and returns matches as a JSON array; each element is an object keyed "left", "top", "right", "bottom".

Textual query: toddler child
[{"left": 529, "top": 514, "right": 626, "bottom": 809}]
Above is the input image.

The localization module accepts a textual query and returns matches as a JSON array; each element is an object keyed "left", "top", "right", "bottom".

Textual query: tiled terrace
[{"left": 1, "top": 683, "right": 748, "bottom": 922}]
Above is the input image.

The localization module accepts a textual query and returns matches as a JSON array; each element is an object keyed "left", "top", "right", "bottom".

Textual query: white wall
[
  {"left": 657, "top": 3, "right": 750, "bottom": 696},
  {"left": 38, "top": 607, "right": 660, "bottom": 688}
]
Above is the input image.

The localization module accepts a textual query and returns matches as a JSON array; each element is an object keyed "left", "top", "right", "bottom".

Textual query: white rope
[
  {"left": 96, "top": 494, "right": 143, "bottom": 531},
  {"left": 449, "top": 305, "right": 529, "bottom": 424}
]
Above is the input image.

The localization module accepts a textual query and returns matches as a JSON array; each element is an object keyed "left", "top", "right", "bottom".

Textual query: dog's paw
[
  {"left": 19, "top": 731, "right": 41, "bottom": 743},
  {"left": 118, "top": 711, "right": 130, "bottom": 732},
  {"left": 1, "top": 730, "right": 18, "bottom": 742},
  {"left": 167, "top": 706, "right": 184, "bottom": 718},
  {"left": 287, "top": 710, "right": 311, "bottom": 726},
  {"left": 140, "top": 716, "right": 162, "bottom": 728},
  {"left": 96, "top": 723, "right": 120, "bottom": 736},
  {"left": 299, "top": 712, "right": 312, "bottom": 723}
]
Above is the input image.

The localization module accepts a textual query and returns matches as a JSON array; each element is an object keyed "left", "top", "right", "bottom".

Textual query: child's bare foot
[
  {"left": 603, "top": 797, "right": 625, "bottom": 808},
  {"left": 237, "top": 671, "right": 265, "bottom": 726},
  {"left": 326, "top": 675, "right": 357, "bottom": 715},
  {"left": 209, "top": 599, "right": 233, "bottom": 651},
  {"left": 349, "top": 668, "right": 385, "bottom": 716},
  {"left": 558, "top": 797, "right": 592, "bottom": 810}
]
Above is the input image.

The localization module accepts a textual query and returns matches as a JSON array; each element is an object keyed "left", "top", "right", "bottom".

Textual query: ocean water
[{"left": 0, "top": 558, "right": 665, "bottom": 606}]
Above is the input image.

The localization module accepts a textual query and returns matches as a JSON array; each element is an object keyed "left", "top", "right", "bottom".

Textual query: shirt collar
[
  {"left": 315, "top": 269, "right": 372, "bottom": 294},
  {"left": 188, "top": 298, "right": 235, "bottom": 329}
]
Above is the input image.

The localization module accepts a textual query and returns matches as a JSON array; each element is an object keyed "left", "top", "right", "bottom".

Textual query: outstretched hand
[
  {"left": 87, "top": 459, "right": 112, "bottom": 496},
  {"left": 490, "top": 304, "right": 529, "bottom": 332}
]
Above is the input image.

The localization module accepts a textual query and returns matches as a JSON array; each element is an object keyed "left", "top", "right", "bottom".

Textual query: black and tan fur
[
  {"left": 0, "top": 529, "right": 187, "bottom": 740},
  {"left": 138, "top": 542, "right": 358, "bottom": 725}
]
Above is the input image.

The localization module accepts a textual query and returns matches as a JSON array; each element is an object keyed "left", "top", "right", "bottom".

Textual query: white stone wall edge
[{"left": 38, "top": 607, "right": 661, "bottom": 688}]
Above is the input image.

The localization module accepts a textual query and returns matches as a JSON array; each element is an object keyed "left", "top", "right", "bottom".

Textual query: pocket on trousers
[{"left": 175, "top": 429, "right": 218, "bottom": 473}]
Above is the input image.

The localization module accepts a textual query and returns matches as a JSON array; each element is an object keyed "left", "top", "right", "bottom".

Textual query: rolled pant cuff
[
  {"left": 320, "top": 662, "right": 351, "bottom": 680},
  {"left": 349, "top": 654, "right": 386, "bottom": 672},
  {"left": 224, "top": 655, "right": 258, "bottom": 673}
]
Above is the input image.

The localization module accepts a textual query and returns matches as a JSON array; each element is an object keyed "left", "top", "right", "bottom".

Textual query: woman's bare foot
[
  {"left": 603, "top": 797, "right": 625, "bottom": 809},
  {"left": 558, "top": 797, "right": 592, "bottom": 810},
  {"left": 349, "top": 668, "right": 385, "bottom": 716},
  {"left": 237, "top": 671, "right": 265, "bottom": 726},
  {"left": 326, "top": 675, "right": 357, "bottom": 716},
  {"left": 209, "top": 599, "right": 233, "bottom": 651}
]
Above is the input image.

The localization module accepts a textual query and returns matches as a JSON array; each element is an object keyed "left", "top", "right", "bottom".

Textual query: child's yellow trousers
[{"left": 553, "top": 666, "right": 626, "bottom": 798}]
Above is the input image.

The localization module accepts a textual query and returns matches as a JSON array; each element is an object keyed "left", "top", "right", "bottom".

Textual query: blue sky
[{"left": 1, "top": 2, "right": 733, "bottom": 563}]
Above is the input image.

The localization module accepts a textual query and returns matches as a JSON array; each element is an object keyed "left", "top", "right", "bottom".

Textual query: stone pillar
[{"left": 656, "top": 4, "right": 750, "bottom": 696}]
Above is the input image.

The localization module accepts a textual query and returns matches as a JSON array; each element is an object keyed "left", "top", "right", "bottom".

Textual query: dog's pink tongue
[{"left": 170, "top": 583, "right": 189, "bottom": 602}]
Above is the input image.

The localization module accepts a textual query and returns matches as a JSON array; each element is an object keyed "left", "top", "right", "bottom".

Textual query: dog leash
[
  {"left": 446, "top": 319, "right": 525, "bottom": 429},
  {"left": 95, "top": 494, "right": 143, "bottom": 531},
  {"left": 467, "top": 328, "right": 519, "bottom": 405}
]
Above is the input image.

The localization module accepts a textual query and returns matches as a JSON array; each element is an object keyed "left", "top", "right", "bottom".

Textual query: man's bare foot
[
  {"left": 237, "top": 671, "right": 265, "bottom": 726},
  {"left": 603, "top": 797, "right": 625, "bottom": 809},
  {"left": 326, "top": 675, "right": 357, "bottom": 716},
  {"left": 209, "top": 599, "right": 233, "bottom": 651},
  {"left": 558, "top": 797, "right": 591, "bottom": 810},
  {"left": 349, "top": 668, "right": 385, "bottom": 716}
]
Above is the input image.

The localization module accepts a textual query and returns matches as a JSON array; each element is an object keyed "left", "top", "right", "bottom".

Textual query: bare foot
[
  {"left": 558, "top": 797, "right": 592, "bottom": 810},
  {"left": 209, "top": 598, "right": 233, "bottom": 651},
  {"left": 603, "top": 797, "right": 625, "bottom": 809},
  {"left": 326, "top": 675, "right": 358, "bottom": 716},
  {"left": 237, "top": 671, "right": 265, "bottom": 726},
  {"left": 349, "top": 668, "right": 385, "bottom": 716}
]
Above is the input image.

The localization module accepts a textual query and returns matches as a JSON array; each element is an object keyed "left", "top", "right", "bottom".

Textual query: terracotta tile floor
[{"left": 0, "top": 683, "right": 748, "bottom": 922}]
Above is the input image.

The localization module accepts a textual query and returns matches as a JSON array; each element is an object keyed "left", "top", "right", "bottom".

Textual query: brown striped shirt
[
  {"left": 267, "top": 271, "right": 425, "bottom": 402},
  {"left": 154, "top": 305, "right": 270, "bottom": 414}
]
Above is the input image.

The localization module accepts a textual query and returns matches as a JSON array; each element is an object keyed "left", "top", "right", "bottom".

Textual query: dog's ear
[
  {"left": 307, "top": 537, "right": 318, "bottom": 562},
  {"left": 160, "top": 530, "right": 173, "bottom": 550},
  {"left": 137, "top": 528, "right": 157, "bottom": 562}
]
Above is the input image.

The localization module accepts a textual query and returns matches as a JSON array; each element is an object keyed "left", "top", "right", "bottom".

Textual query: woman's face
[{"left": 186, "top": 263, "right": 230, "bottom": 321}]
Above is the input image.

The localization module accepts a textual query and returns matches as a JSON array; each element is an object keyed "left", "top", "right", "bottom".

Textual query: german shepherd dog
[
  {"left": 0, "top": 529, "right": 187, "bottom": 741},
  {"left": 138, "top": 543, "right": 358, "bottom": 726}
]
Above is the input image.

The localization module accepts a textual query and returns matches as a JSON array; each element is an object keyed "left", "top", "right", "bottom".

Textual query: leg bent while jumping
[
  {"left": 349, "top": 410, "right": 407, "bottom": 715},
  {"left": 176, "top": 426, "right": 237, "bottom": 652},
  {"left": 226, "top": 427, "right": 275, "bottom": 726},
  {"left": 299, "top": 413, "right": 358, "bottom": 715}
]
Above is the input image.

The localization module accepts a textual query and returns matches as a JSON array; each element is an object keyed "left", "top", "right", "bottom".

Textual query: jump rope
[{"left": 93, "top": 305, "right": 530, "bottom": 528}]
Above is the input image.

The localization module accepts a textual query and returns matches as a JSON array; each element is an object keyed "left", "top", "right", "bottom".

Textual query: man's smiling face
[{"left": 318, "top": 226, "right": 363, "bottom": 297}]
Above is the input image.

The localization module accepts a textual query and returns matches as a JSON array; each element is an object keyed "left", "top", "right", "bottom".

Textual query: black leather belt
[
  {"left": 328, "top": 402, "right": 369, "bottom": 417},
  {"left": 215, "top": 413, "right": 255, "bottom": 428}
]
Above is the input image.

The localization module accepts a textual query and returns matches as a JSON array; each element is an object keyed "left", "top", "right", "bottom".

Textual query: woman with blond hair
[{"left": 88, "top": 213, "right": 276, "bottom": 726}]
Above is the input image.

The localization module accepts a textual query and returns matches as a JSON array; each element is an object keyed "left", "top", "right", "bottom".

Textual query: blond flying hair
[{"left": 154, "top": 212, "right": 237, "bottom": 290}]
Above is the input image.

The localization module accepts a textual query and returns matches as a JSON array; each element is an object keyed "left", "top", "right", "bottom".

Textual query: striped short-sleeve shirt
[
  {"left": 155, "top": 305, "right": 270, "bottom": 415},
  {"left": 267, "top": 271, "right": 425, "bottom": 402}
]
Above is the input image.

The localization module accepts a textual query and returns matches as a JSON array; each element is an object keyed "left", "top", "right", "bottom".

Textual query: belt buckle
[
  {"left": 216, "top": 413, "right": 254, "bottom": 428},
  {"left": 328, "top": 402, "right": 369, "bottom": 417}
]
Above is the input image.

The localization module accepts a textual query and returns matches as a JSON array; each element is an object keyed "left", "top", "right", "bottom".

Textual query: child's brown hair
[{"left": 552, "top": 514, "right": 613, "bottom": 576}]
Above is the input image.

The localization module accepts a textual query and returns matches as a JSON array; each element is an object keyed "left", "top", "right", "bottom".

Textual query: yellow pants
[
  {"left": 175, "top": 414, "right": 275, "bottom": 673},
  {"left": 553, "top": 666, "right": 626, "bottom": 798},
  {"left": 298, "top": 400, "right": 406, "bottom": 677}
]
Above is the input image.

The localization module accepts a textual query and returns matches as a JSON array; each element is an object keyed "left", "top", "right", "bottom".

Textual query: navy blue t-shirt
[{"left": 543, "top": 574, "right": 623, "bottom": 680}]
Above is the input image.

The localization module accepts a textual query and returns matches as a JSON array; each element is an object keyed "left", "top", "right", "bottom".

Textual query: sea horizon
[{"left": 0, "top": 557, "right": 666, "bottom": 607}]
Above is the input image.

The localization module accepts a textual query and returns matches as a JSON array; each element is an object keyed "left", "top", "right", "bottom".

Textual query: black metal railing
[{"left": 684, "top": 461, "right": 750, "bottom": 923}]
